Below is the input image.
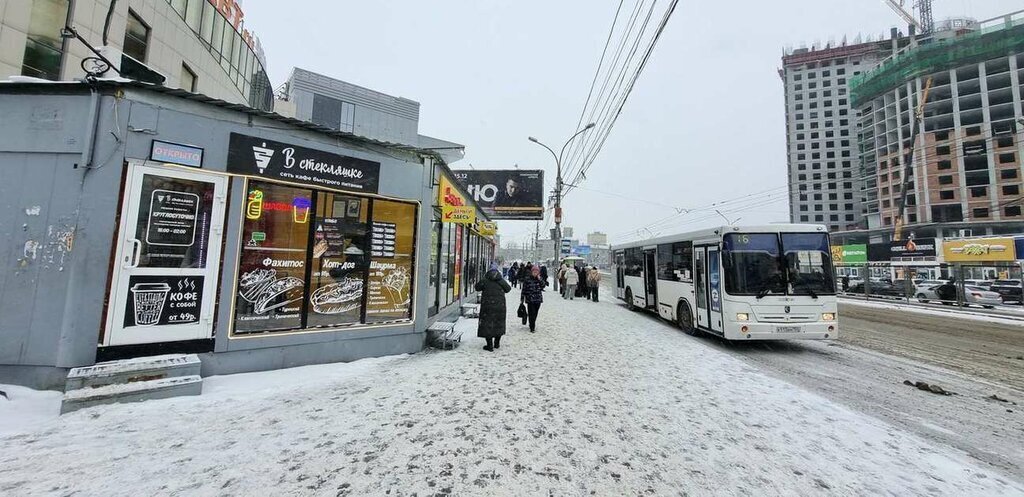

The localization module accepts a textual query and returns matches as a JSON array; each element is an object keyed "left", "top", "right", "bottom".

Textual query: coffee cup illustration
[{"left": 130, "top": 283, "right": 171, "bottom": 326}]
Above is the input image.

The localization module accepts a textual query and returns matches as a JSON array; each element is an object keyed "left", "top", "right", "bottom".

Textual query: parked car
[
  {"left": 848, "top": 280, "right": 910, "bottom": 298},
  {"left": 964, "top": 279, "right": 994, "bottom": 290},
  {"left": 989, "top": 279, "right": 1023, "bottom": 304},
  {"left": 917, "top": 283, "right": 1002, "bottom": 308},
  {"left": 965, "top": 286, "right": 1002, "bottom": 308},
  {"left": 915, "top": 283, "right": 943, "bottom": 303}
]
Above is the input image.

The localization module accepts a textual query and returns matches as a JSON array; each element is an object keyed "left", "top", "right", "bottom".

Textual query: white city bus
[{"left": 612, "top": 224, "right": 838, "bottom": 340}]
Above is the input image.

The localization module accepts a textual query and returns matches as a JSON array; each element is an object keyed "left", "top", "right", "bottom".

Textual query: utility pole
[
  {"left": 529, "top": 122, "right": 595, "bottom": 291},
  {"left": 533, "top": 222, "right": 539, "bottom": 262}
]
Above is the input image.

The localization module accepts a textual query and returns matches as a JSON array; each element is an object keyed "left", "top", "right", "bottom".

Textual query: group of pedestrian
[
  {"left": 557, "top": 263, "right": 601, "bottom": 302},
  {"left": 504, "top": 261, "right": 550, "bottom": 291},
  {"left": 476, "top": 261, "right": 551, "bottom": 351}
]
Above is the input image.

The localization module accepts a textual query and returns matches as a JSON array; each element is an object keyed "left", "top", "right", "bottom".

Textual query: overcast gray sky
[{"left": 246, "top": 0, "right": 1021, "bottom": 247}]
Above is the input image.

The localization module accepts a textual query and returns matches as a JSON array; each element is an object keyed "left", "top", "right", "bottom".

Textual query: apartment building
[{"left": 781, "top": 40, "right": 894, "bottom": 232}]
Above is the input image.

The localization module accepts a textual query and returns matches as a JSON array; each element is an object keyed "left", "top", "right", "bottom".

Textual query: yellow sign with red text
[{"left": 439, "top": 175, "right": 475, "bottom": 224}]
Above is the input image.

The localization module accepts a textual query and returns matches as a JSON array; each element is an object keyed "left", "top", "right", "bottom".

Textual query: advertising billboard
[
  {"left": 867, "top": 238, "right": 937, "bottom": 261},
  {"left": 942, "top": 237, "right": 1016, "bottom": 262},
  {"left": 451, "top": 170, "right": 544, "bottom": 220}
]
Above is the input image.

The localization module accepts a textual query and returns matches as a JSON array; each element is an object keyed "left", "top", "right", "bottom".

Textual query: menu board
[
  {"left": 365, "top": 259, "right": 412, "bottom": 318},
  {"left": 371, "top": 222, "right": 397, "bottom": 257},
  {"left": 123, "top": 275, "right": 204, "bottom": 327},
  {"left": 315, "top": 217, "right": 346, "bottom": 258},
  {"left": 234, "top": 251, "right": 306, "bottom": 333}
]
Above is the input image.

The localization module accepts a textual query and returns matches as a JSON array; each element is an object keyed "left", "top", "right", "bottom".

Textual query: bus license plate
[{"left": 775, "top": 326, "right": 802, "bottom": 333}]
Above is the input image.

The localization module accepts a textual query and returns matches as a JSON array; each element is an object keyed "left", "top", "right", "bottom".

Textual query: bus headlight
[
  {"left": 822, "top": 313, "right": 836, "bottom": 321},
  {"left": 736, "top": 313, "right": 749, "bottom": 321}
]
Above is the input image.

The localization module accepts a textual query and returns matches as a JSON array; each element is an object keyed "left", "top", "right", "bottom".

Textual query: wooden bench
[{"left": 427, "top": 320, "right": 462, "bottom": 350}]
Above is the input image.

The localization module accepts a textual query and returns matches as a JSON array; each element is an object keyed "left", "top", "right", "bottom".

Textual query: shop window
[
  {"left": 364, "top": 200, "right": 416, "bottom": 323},
  {"left": 124, "top": 10, "right": 150, "bottom": 62},
  {"left": 428, "top": 213, "right": 441, "bottom": 316},
  {"left": 234, "top": 181, "right": 312, "bottom": 334},
  {"left": 442, "top": 222, "right": 453, "bottom": 306},
  {"left": 306, "top": 193, "right": 370, "bottom": 328},
  {"left": 233, "top": 180, "right": 417, "bottom": 335},
  {"left": 21, "top": 0, "right": 71, "bottom": 80}
]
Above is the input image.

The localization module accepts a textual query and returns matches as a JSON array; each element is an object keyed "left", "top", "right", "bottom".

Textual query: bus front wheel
[{"left": 677, "top": 302, "right": 697, "bottom": 335}]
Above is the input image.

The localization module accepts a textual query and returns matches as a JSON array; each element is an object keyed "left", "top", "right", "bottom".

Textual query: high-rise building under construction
[
  {"left": 784, "top": 11, "right": 1024, "bottom": 241},
  {"left": 851, "top": 14, "right": 1024, "bottom": 239}
]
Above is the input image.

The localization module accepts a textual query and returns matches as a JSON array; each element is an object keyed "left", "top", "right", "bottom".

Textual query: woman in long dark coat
[{"left": 475, "top": 262, "right": 512, "bottom": 351}]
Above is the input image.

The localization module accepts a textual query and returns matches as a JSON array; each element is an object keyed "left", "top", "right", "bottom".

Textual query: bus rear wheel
[
  {"left": 625, "top": 289, "right": 636, "bottom": 311},
  {"left": 677, "top": 302, "right": 697, "bottom": 335}
]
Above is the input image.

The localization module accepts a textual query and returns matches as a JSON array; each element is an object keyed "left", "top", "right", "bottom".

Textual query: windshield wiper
[
  {"left": 792, "top": 280, "right": 819, "bottom": 299},
  {"left": 756, "top": 286, "right": 772, "bottom": 299}
]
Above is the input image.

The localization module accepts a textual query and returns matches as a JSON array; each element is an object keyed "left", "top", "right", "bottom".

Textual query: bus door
[
  {"left": 694, "top": 248, "right": 709, "bottom": 329},
  {"left": 614, "top": 251, "right": 625, "bottom": 299},
  {"left": 707, "top": 246, "right": 724, "bottom": 333},
  {"left": 643, "top": 249, "right": 657, "bottom": 308}
]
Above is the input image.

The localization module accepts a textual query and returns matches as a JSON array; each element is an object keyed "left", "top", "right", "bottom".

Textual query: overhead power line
[{"left": 564, "top": 0, "right": 680, "bottom": 192}]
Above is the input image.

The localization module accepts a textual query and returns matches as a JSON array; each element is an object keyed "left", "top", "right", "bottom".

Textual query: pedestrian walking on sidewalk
[
  {"left": 520, "top": 265, "right": 544, "bottom": 332},
  {"left": 475, "top": 262, "right": 512, "bottom": 351},
  {"left": 576, "top": 265, "right": 588, "bottom": 298},
  {"left": 540, "top": 265, "right": 549, "bottom": 291},
  {"left": 521, "top": 263, "right": 533, "bottom": 287},
  {"left": 557, "top": 263, "right": 568, "bottom": 293},
  {"left": 508, "top": 263, "right": 519, "bottom": 288},
  {"left": 563, "top": 264, "right": 579, "bottom": 300},
  {"left": 587, "top": 266, "right": 601, "bottom": 302}
]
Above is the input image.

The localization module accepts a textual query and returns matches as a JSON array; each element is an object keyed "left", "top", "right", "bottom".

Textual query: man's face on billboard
[{"left": 506, "top": 179, "right": 518, "bottom": 196}]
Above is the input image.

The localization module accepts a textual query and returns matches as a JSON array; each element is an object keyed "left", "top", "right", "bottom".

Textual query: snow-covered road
[{"left": 2, "top": 289, "right": 1023, "bottom": 496}]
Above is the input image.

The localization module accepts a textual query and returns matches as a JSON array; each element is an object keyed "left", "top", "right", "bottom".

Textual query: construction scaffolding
[{"left": 850, "top": 14, "right": 1024, "bottom": 107}]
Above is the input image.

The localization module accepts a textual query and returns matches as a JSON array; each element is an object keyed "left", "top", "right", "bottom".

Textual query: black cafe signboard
[
  {"left": 867, "top": 237, "right": 937, "bottom": 261},
  {"left": 227, "top": 133, "right": 380, "bottom": 193}
]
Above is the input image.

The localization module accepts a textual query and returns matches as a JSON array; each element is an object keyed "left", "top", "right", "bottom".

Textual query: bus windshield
[
  {"left": 722, "top": 234, "right": 786, "bottom": 296},
  {"left": 781, "top": 233, "right": 834, "bottom": 296},
  {"left": 722, "top": 232, "right": 834, "bottom": 297}
]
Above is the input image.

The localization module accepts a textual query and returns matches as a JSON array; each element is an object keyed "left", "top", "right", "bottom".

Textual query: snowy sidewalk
[{"left": 2, "top": 289, "right": 1023, "bottom": 496}]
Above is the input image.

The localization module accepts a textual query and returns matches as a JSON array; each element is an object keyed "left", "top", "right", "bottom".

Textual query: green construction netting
[{"left": 850, "top": 20, "right": 1024, "bottom": 107}]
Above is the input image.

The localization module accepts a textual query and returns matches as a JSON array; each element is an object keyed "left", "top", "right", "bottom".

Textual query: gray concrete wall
[
  {"left": 0, "top": 90, "right": 127, "bottom": 386},
  {"left": 0, "top": 85, "right": 483, "bottom": 389}
]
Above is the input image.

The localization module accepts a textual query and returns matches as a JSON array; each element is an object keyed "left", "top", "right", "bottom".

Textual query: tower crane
[
  {"left": 883, "top": 0, "right": 935, "bottom": 34},
  {"left": 881, "top": 1, "right": 934, "bottom": 241}
]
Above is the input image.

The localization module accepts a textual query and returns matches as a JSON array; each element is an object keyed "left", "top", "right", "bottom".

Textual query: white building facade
[{"left": 1, "top": 0, "right": 273, "bottom": 110}]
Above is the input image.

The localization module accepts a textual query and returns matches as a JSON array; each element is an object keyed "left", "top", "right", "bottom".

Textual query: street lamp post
[{"left": 529, "top": 122, "right": 595, "bottom": 292}]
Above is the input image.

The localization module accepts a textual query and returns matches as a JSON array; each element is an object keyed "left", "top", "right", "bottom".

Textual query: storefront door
[{"left": 104, "top": 162, "right": 227, "bottom": 346}]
